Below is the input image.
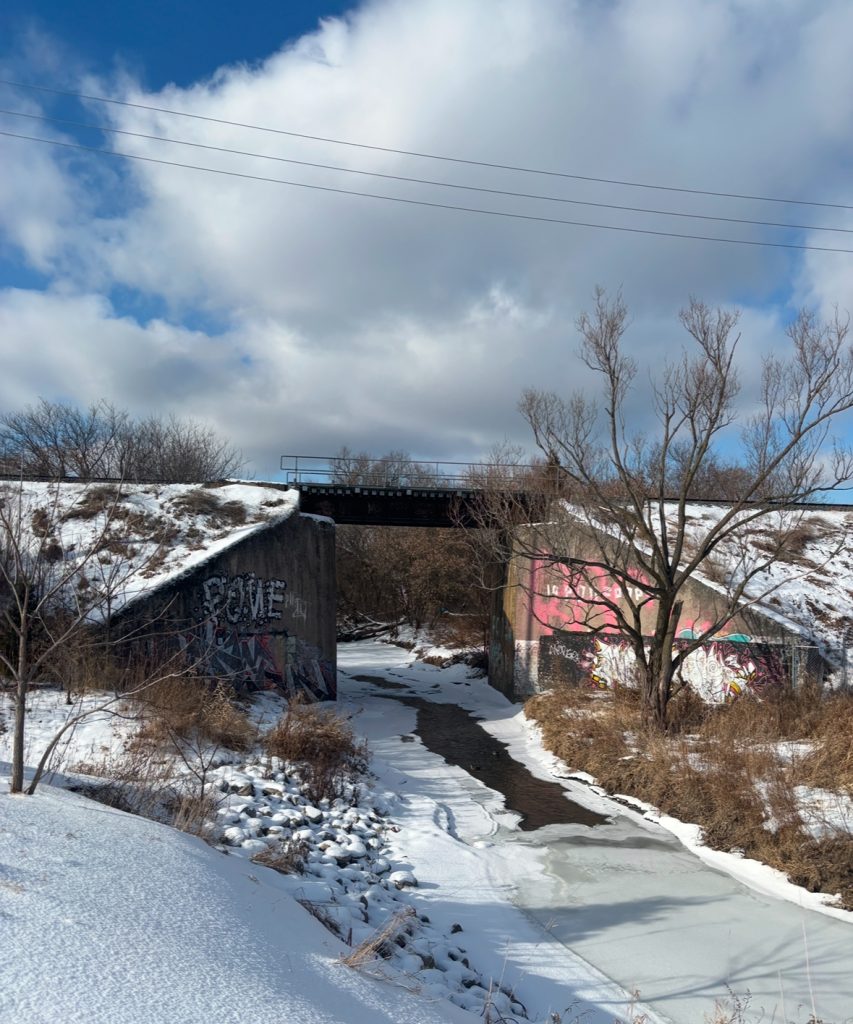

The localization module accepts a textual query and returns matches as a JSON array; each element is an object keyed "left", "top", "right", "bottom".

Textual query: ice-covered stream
[{"left": 338, "top": 640, "right": 853, "bottom": 1024}]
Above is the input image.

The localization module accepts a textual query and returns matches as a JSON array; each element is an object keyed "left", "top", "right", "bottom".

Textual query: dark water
[
  {"left": 351, "top": 674, "right": 407, "bottom": 690},
  {"left": 369, "top": 686, "right": 606, "bottom": 831}
]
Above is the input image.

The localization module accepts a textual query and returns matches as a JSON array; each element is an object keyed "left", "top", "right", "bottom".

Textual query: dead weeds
[
  {"left": 133, "top": 678, "right": 255, "bottom": 753},
  {"left": 264, "top": 702, "right": 369, "bottom": 804},
  {"left": 526, "top": 685, "right": 853, "bottom": 909}
]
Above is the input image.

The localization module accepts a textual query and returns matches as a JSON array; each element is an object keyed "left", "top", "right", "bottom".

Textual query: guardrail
[{"left": 279, "top": 454, "right": 535, "bottom": 489}]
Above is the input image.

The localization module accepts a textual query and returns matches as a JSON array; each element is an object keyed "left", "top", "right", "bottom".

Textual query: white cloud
[{"left": 3, "top": 0, "right": 853, "bottom": 473}]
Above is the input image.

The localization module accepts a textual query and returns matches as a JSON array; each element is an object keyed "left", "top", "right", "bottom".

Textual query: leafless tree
[
  {"left": 0, "top": 481, "right": 191, "bottom": 794},
  {"left": 0, "top": 399, "right": 244, "bottom": 482},
  {"left": 518, "top": 288, "right": 853, "bottom": 729},
  {"left": 331, "top": 447, "right": 446, "bottom": 487}
]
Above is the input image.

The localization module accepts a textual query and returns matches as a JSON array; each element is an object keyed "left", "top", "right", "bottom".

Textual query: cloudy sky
[{"left": 2, "top": 0, "right": 853, "bottom": 478}]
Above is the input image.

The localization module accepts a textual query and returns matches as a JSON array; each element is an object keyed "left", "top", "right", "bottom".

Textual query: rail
[{"left": 279, "top": 454, "right": 535, "bottom": 489}]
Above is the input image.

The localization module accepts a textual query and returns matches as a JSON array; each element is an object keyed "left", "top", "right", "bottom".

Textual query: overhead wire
[
  {"left": 3, "top": 127, "right": 853, "bottom": 254},
  {"left": 1, "top": 77, "right": 852, "bottom": 213},
  {"left": 0, "top": 106, "right": 851, "bottom": 236}
]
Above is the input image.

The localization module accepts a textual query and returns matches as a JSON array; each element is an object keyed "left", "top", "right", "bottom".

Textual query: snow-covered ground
[
  {"left": 3, "top": 639, "right": 853, "bottom": 1024},
  {"left": 679, "top": 503, "right": 853, "bottom": 656}
]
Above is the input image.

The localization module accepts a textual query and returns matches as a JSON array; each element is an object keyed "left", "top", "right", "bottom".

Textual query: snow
[
  {"left": 0, "top": 480, "right": 298, "bottom": 620},
  {"left": 678, "top": 503, "right": 853, "bottom": 655},
  {"left": 0, "top": 782, "right": 475, "bottom": 1024},
  {"left": 4, "top": 639, "right": 853, "bottom": 1024},
  {"left": 338, "top": 640, "right": 853, "bottom": 1024}
]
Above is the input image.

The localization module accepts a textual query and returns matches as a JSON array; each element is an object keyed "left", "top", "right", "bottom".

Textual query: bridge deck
[{"left": 292, "top": 483, "right": 479, "bottom": 527}]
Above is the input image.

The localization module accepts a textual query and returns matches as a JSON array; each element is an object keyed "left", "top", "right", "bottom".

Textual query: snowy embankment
[
  {"left": 0, "top": 479, "right": 299, "bottom": 618},
  {"left": 0, "top": 782, "right": 475, "bottom": 1024},
  {"left": 0, "top": 669, "right": 651, "bottom": 1024}
]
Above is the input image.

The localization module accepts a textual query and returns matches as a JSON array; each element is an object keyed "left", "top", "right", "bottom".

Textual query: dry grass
[
  {"left": 526, "top": 685, "right": 853, "bottom": 909},
  {"left": 62, "top": 484, "right": 123, "bottom": 521},
  {"left": 799, "top": 695, "right": 853, "bottom": 793},
  {"left": 171, "top": 489, "right": 247, "bottom": 527},
  {"left": 133, "top": 678, "right": 255, "bottom": 752},
  {"left": 168, "top": 787, "right": 221, "bottom": 837},
  {"left": 264, "top": 702, "right": 369, "bottom": 804},
  {"left": 341, "top": 907, "right": 416, "bottom": 968},
  {"left": 251, "top": 837, "right": 310, "bottom": 875}
]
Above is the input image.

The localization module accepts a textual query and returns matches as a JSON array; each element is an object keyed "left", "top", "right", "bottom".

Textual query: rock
[
  {"left": 450, "top": 922, "right": 463, "bottom": 934},
  {"left": 388, "top": 870, "right": 417, "bottom": 889},
  {"left": 304, "top": 805, "right": 324, "bottom": 823},
  {"left": 222, "top": 826, "right": 246, "bottom": 846},
  {"left": 346, "top": 839, "right": 368, "bottom": 859},
  {"left": 319, "top": 842, "right": 349, "bottom": 864},
  {"left": 236, "top": 783, "right": 254, "bottom": 797},
  {"left": 371, "top": 857, "right": 391, "bottom": 874},
  {"left": 241, "top": 838, "right": 268, "bottom": 855}
]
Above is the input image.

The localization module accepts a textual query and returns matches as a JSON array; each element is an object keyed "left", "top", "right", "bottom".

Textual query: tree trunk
[
  {"left": 641, "top": 599, "right": 682, "bottom": 731},
  {"left": 10, "top": 626, "right": 28, "bottom": 794},
  {"left": 11, "top": 675, "right": 27, "bottom": 793}
]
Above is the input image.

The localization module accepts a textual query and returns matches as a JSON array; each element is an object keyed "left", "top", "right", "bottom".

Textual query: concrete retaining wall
[
  {"left": 118, "top": 512, "right": 337, "bottom": 700},
  {"left": 489, "top": 525, "right": 823, "bottom": 702}
]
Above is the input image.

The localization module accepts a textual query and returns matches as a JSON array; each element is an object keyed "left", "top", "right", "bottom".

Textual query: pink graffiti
[{"left": 529, "top": 557, "right": 648, "bottom": 634}]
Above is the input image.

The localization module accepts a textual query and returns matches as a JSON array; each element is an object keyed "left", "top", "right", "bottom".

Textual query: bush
[
  {"left": 135, "top": 678, "right": 255, "bottom": 752},
  {"left": 251, "top": 838, "right": 310, "bottom": 875},
  {"left": 264, "top": 702, "right": 369, "bottom": 803}
]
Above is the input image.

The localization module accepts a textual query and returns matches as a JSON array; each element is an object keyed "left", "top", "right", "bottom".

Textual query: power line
[
  {"left": 2, "top": 77, "right": 851, "bottom": 214},
  {"left": 3, "top": 127, "right": 852, "bottom": 254},
  {"left": 2, "top": 106, "right": 851, "bottom": 236}
]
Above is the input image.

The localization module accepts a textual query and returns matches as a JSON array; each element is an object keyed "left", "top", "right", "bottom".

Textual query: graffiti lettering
[{"left": 201, "top": 572, "right": 295, "bottom": 627}]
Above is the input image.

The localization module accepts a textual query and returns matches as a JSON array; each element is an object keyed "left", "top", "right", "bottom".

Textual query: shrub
[
  {"left": 62, "top": 485, "right": 123, "bottom": 521},
  {"left": 264, "top": 702, "right": 369, "bottom": 803},
  {"left": 171, "top": 490, "right": 246, "bottom": 528},
  {"left": 135, "top": 678, "right": 255, "bottom": 752},
  {"left": 172, "top": 489, "right": 223, "bottom": 517}
]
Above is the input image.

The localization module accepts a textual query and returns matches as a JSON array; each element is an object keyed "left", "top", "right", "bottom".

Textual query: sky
[{"left": 1, "top": 0, "right": 853, "bottom": 479}]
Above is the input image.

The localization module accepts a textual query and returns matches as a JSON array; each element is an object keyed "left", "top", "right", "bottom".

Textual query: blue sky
[
  {"left": 0, "top": 2, "right": 355, "bottom": 89},
  {"left": 1, "top": 1, "right": 853, "bottom": 477}
]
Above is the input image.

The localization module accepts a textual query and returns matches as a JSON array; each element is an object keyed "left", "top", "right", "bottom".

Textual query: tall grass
[{"left": 526, "top": 686, "right": 853, "bottom": 909}]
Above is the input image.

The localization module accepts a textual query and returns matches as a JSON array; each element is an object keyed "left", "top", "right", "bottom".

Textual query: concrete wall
[
  {"left": 120, "top": 512, "right": 337, "bottom": 700},
  {"left": 489, "top": 524, "right": 821, "bottom": 702}
]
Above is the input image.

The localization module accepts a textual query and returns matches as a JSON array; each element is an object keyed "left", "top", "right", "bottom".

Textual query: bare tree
[
  {"left": 331, "top": 447, "right": 445, "bottom": 487},
  {"left": 518, "top": 289, "right": 853, "bottom": 729},
  {"left": 0, "top": 482, "right": 189, "bottom": 794},
  {"left": 0, "top": 399, "right": 244, "bottom": 482}
]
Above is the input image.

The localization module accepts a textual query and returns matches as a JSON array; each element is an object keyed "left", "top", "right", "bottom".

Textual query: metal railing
[{"left": 280, "top": 454, "right": 536, "bottom": 490}]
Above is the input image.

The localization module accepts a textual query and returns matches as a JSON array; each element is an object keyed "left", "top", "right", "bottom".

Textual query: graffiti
[
  {"left": 181, "top": 622, "right": 284, "bottom": 693},
  {"left": 678, "top": 619, "right": 752, "bottom": 644},
  {"left": 584, "top": 637, "right": 639, "bottom": 691},
  {"left": 547, "top": 638, "right": 581, "bottom": 662},
  {"left": 180, "top": 570, "right": 329, "bottom": 699},
  {"left": 285, "top": 636, "right": 337, "bottom": 701},
  {"left": 676, "top": 640, "right": 785, "bottom": 701},
  {"left": 201, "top": 572, "right": 287, "bottom": 627},
  {"left": 281, "top": 589, "right": 308, "bottom": 622},
  {"left": 537, "top": 631, "right": 789, "bottom": 702},
  {"left": 529, "top": 557, "right": 650, "bottom": 634}
]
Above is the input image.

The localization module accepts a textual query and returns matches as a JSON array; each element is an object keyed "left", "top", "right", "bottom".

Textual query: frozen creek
[{"left": 338, "top": 640, "right": 853, "bottom": 1024}]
